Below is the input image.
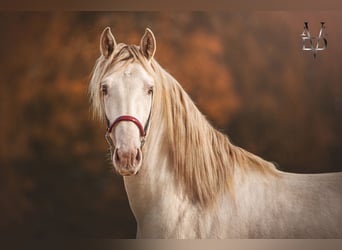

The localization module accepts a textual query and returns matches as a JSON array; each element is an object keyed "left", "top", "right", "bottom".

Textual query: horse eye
[
  {"left": 147, "top": 86, "right": 153, "bottom": 95},
  {"left": 101, "top": 84, "right": 108, "bottom": 95}
]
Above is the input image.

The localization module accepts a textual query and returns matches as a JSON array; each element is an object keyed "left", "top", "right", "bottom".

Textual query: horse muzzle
[
  {"left": 113, "top": 147, "right": 142, "bottom": 176},
  {"left": 105, "top": 115, "right": 148, "bottom": 176}
]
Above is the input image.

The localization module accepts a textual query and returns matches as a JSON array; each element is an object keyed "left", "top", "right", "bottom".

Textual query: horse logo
[{"left": 301, "top": 22, "right": 327, "bottom": 58}]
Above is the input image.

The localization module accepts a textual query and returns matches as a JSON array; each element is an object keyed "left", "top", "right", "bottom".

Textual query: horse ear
[
  {"left": 100, "top": 27, "right": 116, "bottom": 59},
  {"left": 140, "top": 28, "right": 156, "bottom": 61}
]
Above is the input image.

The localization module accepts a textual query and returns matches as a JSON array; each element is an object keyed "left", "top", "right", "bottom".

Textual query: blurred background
[{"left": 0, "top": 12, "right": 341, "bottom": 238}]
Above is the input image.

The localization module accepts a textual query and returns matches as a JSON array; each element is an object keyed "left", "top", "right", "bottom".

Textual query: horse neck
[{"left": 122, "top": 99, "right": 177, "bottom": 221}]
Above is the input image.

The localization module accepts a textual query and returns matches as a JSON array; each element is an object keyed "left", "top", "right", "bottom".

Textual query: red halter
[
  {"left": 105, "top": 115, "right": 148, "bottom": 158},
  {"left": 104, "top": 93, "right": 153, "bottom": 156},
  {"left": 107, "top": 115, "right": 146, "bottom": 137}
]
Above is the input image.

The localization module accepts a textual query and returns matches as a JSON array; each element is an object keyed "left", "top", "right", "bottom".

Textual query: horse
[{"left": 89, "top": 27, "right": 342, "bottom": 238}]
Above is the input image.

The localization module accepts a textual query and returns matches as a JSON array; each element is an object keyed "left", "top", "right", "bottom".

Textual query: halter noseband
[{"left": 107, "top": 115, "right": 146, "bottom": 137}]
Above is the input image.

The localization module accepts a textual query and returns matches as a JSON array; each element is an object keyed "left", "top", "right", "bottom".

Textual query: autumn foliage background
[{"left": 0, "top": 12, "right": 341, "bottom": 237}]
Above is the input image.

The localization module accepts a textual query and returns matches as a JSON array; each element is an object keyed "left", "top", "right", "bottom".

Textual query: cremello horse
[{"left": 89, "top": 27, "right": 342, "bottom": 238}]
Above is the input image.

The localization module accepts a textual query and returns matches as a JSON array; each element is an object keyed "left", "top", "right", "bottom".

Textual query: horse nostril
[
  {"left": 135, "top": 149, "right": 141, "bottom": 162},
  {"left": 115, "top": 149, "right": 120, "bottom": 163}
]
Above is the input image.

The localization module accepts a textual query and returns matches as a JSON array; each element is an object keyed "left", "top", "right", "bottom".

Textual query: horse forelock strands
[{"left": 149, "top": 60, "right": 279, "bottom": 208}]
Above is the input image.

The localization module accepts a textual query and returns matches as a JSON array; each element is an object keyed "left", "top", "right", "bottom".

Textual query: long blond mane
[{"left": 89, "top": 44, "right": 279, "bottom": 208}]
